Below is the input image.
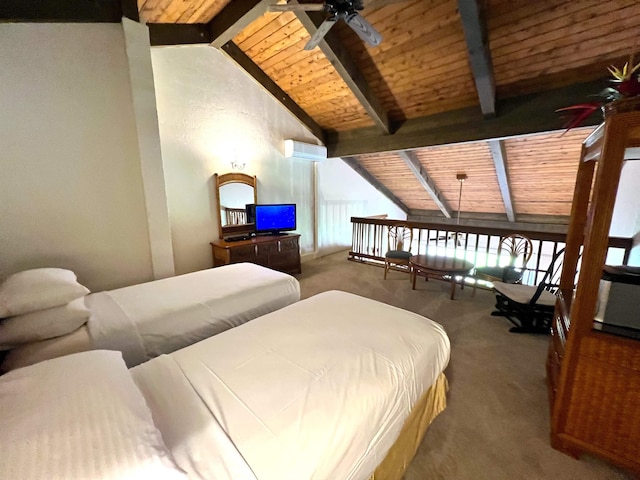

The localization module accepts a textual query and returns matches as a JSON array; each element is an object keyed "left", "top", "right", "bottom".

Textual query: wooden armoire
[{"left": 547, "top": 104, "right": 640, "bottom": 474}]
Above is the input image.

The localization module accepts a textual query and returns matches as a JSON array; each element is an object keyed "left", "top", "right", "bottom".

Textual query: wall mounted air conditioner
[{"left": 284, "top": 139, "right": 327, "bottom": 161}]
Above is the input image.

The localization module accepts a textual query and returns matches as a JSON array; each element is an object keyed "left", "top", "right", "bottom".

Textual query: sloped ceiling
[
  {"left": 5, "top": 0, "right": 637, "bottom": 227},
  {"left": 135, "top": 0, "right": 637, "bottom": 227}
]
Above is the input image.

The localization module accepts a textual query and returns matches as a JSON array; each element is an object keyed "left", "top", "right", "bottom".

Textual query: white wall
[
  {"left": 0, "top": 23, "right": 154, "bottom": 291},
  {"left": 613, "top": 161, "right": 640, "bottom": 265},
  {"left": 316, "top": 158, "right": 406, "bottom": 256},
  {"left": 150, "top": 45, "right": 319, "bottom": 274},
  {"left": 611, "top": 160, "right": 640, "bottom": 237},
  {"left": 0, "top": 26, "right": 413, "bottom": 289}
]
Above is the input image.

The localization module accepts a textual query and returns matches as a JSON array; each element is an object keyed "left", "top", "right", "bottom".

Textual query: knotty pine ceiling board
[
  {"left": 413, "top": 142, "right": 505, "bottom": 215},
  {"left": 138, "top": 0, "right": 230, "bottom": 23},
  {"left": 234, "top": 11, "right": 374, "bottom": 131},
  {"left": 488, "top": 0, "right": 640, "bottom": 98},
  {"left": 504, "top": 127, "right": 595, "bottom": 216},
  {"left": 356, "top": 152, "right": 441, "bottom": 210},
  {"left": 334, "top": 0, "right": 479, "bottom": 121}
]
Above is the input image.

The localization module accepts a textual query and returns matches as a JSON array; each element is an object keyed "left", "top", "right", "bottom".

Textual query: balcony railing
[{"left": 349, "top": 216, "right": 632, "bottom": 286}]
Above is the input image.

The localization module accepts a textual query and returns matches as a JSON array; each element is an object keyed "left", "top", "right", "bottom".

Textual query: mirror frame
[{"left": 214, "top": 172, "right": 258, "bottom": 239}]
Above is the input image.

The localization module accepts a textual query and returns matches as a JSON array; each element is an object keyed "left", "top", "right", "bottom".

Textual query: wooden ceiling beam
[
  {"left": 397, "top": 150, "right": 452, "bottom": 218},
  {"left": 120, "top": 0, "right": 138, "bottom": 23},
  {"left": 148, "top": 23, "right": 212, "bottom": 46},
  {"left": 220, "top": 41, "right": 326, "bottom": 142},
  {"left": 147, "top": 23, "right": 211, "bottom": 47},
  {"left": 209, "top": 0, "right": 271, "bottom": 48},
  {"left": 457, "top": 0, "right": 495, "bottom": 118},
  {"left": 487, "top": 139, "right": 515, "bottom": 222},
  {"left": 0, "top": 0, "right": 137, "bottom": 22},
  {"left": 341, "top": 157, "right": 409, "bottom": 213},
  {"left": 295, "top": 11, "right": 391, "bottom": 134},
  {"left": 326, "top": 79, "right": 606, "bottom": 157},
  {"left": 409, "top": 211, "right": 569, "bottom": 234}
]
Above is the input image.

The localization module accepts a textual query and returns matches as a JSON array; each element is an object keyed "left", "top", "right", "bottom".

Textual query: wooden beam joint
[{"left": 209, "top": 0, "right": 271, "bottom": 48}]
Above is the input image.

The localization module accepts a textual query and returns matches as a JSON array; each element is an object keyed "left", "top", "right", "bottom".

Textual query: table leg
[
  {"left": 450, "top": 279, "right": 456, "bottom": 300},
  {"left": 411, "top": 267, "right": 417, "bottom": 290}
]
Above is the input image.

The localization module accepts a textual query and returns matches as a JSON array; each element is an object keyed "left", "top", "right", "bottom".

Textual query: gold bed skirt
[{"left": 369, "top": 373, "right": 449, "bottom": 480}]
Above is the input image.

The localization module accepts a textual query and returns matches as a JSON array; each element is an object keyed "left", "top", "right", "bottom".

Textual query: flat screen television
[{"left": 252, "top": 203, "right": 296, "bottom": 235}]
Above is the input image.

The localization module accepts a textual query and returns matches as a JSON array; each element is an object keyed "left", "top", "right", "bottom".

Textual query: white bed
[
  {"left": 0, "top": 290, "right": 450, "bottom": 480},
  {"left": 1, "top": 263, "right": 300, "bottom": 370}
]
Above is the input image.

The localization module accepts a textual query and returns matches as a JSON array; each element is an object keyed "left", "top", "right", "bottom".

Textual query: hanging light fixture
[{"left": 456, "top": 173, "right": 467, "bottom": 224}]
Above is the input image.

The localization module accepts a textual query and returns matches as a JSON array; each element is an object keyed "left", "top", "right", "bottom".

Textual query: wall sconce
[{"left": 230, "top": 160, "right": 246, "bottom": 171}]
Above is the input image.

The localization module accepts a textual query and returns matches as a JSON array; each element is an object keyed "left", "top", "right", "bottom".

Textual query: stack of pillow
[{"left": 0, "top": 268, "right": 91, "bottom": 371}]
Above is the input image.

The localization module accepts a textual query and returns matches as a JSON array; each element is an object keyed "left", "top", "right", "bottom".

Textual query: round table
[{"left": 409, "top": 254, "right": 474, "bottom": 300}]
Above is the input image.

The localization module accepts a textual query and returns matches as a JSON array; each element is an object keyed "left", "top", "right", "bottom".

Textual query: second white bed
[
  {"left": 87, "top": 262, "right": 300, "bottom": 366},
  {"left": 132, "top": 290, "right": 450, "bottom": 480},
  {"left": 1, "top": 263, "right": 300, "bottom": 370}
]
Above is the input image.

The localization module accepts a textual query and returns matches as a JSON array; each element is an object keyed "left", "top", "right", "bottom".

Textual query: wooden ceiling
[
  {"left": 7, "top": 0, "right": 636, "bottom": 226},
  {"left": 137, "top": 0, "right": 638, "bottom": 226}
]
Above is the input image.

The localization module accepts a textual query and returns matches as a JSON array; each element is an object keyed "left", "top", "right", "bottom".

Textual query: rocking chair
[{"left": 491, "top": 247, "right": 566, "bottom": 333}]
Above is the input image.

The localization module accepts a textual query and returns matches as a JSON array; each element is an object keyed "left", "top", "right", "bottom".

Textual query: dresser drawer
[{"left": 210, "top": 234, "right": 300, "bottom": 275}]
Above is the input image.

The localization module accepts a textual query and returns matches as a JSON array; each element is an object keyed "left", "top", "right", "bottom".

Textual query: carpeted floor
[{"left": 296, "top": 251, "right": 636, "bottom": 480}]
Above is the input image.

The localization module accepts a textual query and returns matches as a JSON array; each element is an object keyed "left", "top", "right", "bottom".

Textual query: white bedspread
[
  {"left": 87, "top": 263, "right": 300, "bottom": 366},
  {"left": 132, "top": 290, "right": 450, "bottom": 480}
]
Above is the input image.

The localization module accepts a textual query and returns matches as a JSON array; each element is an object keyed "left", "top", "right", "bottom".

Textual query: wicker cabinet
[
  {"left": 210, "top": 234, "right": 301, "bottom": 275},
  {"left": 547, "top": 107, "right": 640, "bottom": 474}
]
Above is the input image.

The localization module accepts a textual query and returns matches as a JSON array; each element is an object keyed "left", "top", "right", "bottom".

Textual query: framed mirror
[{"left": 214, "top": 173, "right": 258, "bottom": 239}]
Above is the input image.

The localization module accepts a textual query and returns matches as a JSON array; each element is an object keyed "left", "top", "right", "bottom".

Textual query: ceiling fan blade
[
  {"left": 268, "top": 4, "right": 325, "bottom": 12},
  {"left": 345, "top": 12, "right": 382, "bottom": 47},
  {"left": 303, "top": 16, "right": 338, "bottom": 50}
]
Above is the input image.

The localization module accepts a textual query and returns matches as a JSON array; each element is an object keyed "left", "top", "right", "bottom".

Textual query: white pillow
[
  {"left": 0, "top": 297, "right": 90, "bottom": 349},
  {"left": 0, "top": 267, "right": 90, "bottom": 317},
  {"left": 0, "top": 325, "right": 92, "bottom": 372},
  {"left": 0, "top": 350, "right": 187, "bottom": 479}
]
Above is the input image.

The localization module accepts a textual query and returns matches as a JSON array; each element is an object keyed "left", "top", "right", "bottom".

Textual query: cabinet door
[
  {"left": 278, "top": 236, "right": 299, "bottom": 252},
  {"left": 229, "top": 244, "right": 256, "bottom": 263},
  {"left": 269, "top": 250, "right": 299, "bottom": 272},
  {"left": 256, "top": 241, "right": 278, "bottom": 256}
]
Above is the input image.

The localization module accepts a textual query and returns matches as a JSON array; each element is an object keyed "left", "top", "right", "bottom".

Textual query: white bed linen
[
  {"left": 88, "top": 263, "right": 300, "bottom": 366},
  {"left": 132, "top": 290, "right": 450, "bottom": 480},
  {"left": 0, "top": 350, "right": 186, "bottom": 480}
]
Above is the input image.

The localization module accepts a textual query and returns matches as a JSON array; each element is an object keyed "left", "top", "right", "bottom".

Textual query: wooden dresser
[
  {"left": 210, "top": 233, "right": 301, "bottom": 275},
  {"left": 547, "top": 106, "right": 640, "bottom": 474}
]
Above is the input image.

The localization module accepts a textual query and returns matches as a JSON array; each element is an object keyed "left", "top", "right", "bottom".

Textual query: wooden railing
[{"left": 349, "top": 217, "right": 633, "bottom": 286}]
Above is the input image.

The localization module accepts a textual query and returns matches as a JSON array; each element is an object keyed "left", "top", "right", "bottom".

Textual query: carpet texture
[{"left": 296, "top": 251, "right": 635, "bottom": 480}]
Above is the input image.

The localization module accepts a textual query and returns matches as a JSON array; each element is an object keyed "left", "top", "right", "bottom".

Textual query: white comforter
[
  {"left": 87, "top": 263, "right": 300, "bottom": 366},
  {"left": 132, "top": 290, "right": 450, "bottom": 480}
]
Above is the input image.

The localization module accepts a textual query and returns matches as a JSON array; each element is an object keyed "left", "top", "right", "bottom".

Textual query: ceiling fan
[{"left": 269, "top": 0, "right": 382, "bottom": 51}]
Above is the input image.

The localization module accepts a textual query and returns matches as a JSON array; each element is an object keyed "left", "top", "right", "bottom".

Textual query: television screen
[{"left": 254, "top": 204, "right": 296, "bottom": 234}]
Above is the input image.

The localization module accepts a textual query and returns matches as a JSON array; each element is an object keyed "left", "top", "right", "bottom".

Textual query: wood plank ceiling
[
  {"left": 132, "top": 0, "right": 640, "bottom": 227},
  {"left": 135, "top": 0, "right": 638, "bottom": 226}
]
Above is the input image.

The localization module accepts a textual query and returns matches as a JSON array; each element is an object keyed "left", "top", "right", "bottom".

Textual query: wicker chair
[{"left": 383, "top": 224, "right": 414, "bottom": 280}]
